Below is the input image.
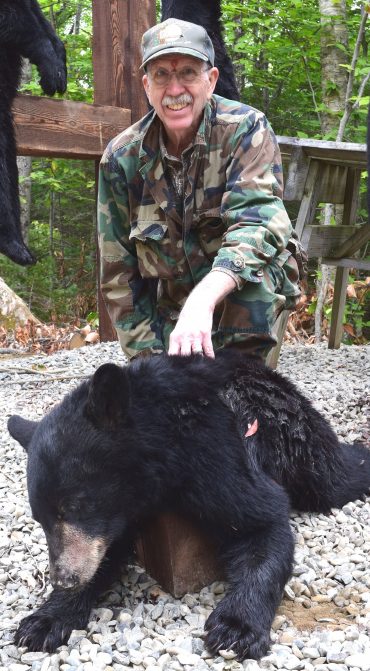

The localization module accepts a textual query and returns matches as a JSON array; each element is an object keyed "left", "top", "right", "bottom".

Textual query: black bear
[
  {"left": 7, "top": 351, "right": 370, "bottom": 660},
  {"left": 161, "top": 0, "right": 240, "bottom": 100},
  {"left": 0, "top": 0, "right": 67, "bottom": 266}
]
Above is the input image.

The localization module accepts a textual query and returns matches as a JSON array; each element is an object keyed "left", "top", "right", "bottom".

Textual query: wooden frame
[
  {"left": 267, "top": 138, "right": 369, "bottom": 369},
  {"left": 14, "top": 0, "right": 156, "bottom": 158}
]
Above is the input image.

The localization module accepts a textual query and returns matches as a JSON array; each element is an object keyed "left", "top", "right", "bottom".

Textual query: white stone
[{"left": 345, "top": 654, "right": 370, "bottom": 670}]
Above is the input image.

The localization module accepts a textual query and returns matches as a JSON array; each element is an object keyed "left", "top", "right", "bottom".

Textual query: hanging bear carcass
[
  {"left": 0, "top": 0, "right": 67, "bottom": 266},
  {"left": 161, "top": 0, "right": 240, "bottom": 101}
]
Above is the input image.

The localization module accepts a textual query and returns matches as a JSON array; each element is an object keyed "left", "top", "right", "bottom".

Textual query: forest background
[{"left": 1, "top": 0, "right": 370, "bottom": 346}]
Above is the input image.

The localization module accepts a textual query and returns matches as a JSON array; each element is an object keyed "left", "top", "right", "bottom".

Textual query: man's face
[{"left": 142, "top": 55, "right": 218, "bottom": 142}]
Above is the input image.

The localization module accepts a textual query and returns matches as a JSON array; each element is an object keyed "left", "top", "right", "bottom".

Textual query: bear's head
[{"left": 7, "top": 363, "right": 136, "bottom": 590}]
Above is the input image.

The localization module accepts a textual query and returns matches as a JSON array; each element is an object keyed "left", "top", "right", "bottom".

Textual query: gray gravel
[{"left": 0, "top": 342, "right": 369, "bottom": 671}]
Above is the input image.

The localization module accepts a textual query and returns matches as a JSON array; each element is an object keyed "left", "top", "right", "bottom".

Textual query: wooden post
[
  {"left": 136, "top": 514, "right": 222, "bottom": 597},
  {"left": 329, "top": 267, "right": 349, "bottom": 349},
  {"left": 92, "top": 0, "right": 156, "bottom": 342}
]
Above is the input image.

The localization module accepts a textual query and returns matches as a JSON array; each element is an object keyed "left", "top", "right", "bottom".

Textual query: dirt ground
[{"left": 278, "top": 599, "right": 356, "bottom": 631}]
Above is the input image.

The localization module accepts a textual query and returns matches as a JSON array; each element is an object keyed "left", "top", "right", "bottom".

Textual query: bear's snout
[
  {"left": 50, "top": 564, "right": 81, "bottom": 590},
  {"left": 46, "top": 522, "right": 108, "bottom": 588}
]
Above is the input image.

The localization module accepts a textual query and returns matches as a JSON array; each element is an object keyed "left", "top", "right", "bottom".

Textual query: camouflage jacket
[{"left": 98, "top": 95, "right": 300, "bottom": 359}]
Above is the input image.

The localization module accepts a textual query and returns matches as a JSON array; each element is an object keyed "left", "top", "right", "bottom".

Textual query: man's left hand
[
  {"left": 168, "top": 300, "right": 214, "bottom": 357},
  {"left": 168, "top": 270, "right": 237, "bottom": 358}
]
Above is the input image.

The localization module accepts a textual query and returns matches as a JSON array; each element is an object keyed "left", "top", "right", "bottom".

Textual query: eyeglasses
[{"left": 147, "top": 64, "right": 210, "bottom": 87}]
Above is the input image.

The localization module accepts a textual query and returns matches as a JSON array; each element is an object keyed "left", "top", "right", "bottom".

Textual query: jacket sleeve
[
  {"left": 98, "top": 153, "right": 165, "bottom": 359},
  {"left": 213, "top": 110, "right": 292, "bottom": 285}
]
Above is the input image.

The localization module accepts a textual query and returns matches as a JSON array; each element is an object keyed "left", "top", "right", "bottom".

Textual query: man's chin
[{"left": 162, "top": 108, "right": 197, "bottom": 129}]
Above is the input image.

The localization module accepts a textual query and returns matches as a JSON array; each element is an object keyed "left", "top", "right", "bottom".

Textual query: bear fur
[
  {"left": 7, "top": 351, "right": 370, "bottom": 660},
  {"left": 161, "top": 0, "right": 240, "bottom": 101},
  {"left": 0, "top": 0, "right": 67, "bottom": 266}
]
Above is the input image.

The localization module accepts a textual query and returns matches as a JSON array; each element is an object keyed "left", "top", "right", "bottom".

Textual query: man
[{"left": 98, "top": 18, "right": 301, "bottom": 360}]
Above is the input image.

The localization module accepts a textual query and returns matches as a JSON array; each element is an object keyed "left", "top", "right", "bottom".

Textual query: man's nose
[{"left": 166, "top": 72, "right": 186, "bottom": 94}]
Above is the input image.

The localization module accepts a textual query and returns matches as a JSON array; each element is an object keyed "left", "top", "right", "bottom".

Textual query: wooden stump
[{"left": 136, "top": 513, "right": 222, "bottom": 597}]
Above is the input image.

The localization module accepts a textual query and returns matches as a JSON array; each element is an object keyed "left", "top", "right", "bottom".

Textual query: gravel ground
[{"left": 0, "top": 342, "right": 369, "bottom": 671}]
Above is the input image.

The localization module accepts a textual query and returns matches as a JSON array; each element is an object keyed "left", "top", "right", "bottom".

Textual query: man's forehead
[{"left": 148, "top": 54, "right": 203, "bottom": 69}]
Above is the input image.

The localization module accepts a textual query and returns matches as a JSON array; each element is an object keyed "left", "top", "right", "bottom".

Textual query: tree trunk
[
  {"left": 16, "top": 59, "right": 32, "bottom": 243},
  {"left": 320, "top": 0, "right": 348, "bottom": 135},
  {"left": 0, "top": 277, "right": 40, "bottom": 325},
  {"left": 315, "top": 0, "right": 349, "bottom": 343},
  {"left": 74, "top": 3, "right": 83, "bottom": 35}
]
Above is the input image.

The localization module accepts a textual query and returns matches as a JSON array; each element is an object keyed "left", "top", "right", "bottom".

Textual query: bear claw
[
  {"left": 14, "top": 609, "right": 87, "bottom": 653},
  {"left": 205, "top": 608, "right": 270, "bottom": 661}
]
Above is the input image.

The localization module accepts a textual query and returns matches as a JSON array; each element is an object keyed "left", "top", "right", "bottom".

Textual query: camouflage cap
[{"left": 141, "top": 18, "right": 215, "bottom": 69}]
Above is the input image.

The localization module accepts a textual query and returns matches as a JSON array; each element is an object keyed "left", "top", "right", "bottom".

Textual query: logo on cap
[{"left": 158, "top": 23, "right": 183, "bottom": 44}]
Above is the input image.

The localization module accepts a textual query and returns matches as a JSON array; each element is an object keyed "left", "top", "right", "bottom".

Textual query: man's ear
[
  {"left": 8, "top": 416, "right": 39, "bottom": 452},
  {"left": 85, "top": 363, "right": 130, "bottom": 429},
  {"left": 142, "top": 73, "right": 152, "bottom": 104},
  {"left": 207, "top": 67, "right": 219, "bottom": 98}
]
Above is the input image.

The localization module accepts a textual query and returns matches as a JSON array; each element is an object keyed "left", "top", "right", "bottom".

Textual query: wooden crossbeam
[
  {"left": 322, "top": 258, "right": 370, "bottom": 271},
  {"left": 330, "top": 223, "right": 370, "bottom": 259},
  {"left": 13, "top": 94, "right": 131, "bottom": 160},
  {"left": 303, "top": 224, "right": 362, "bottom": 258},
  {"left": 277, "top": 136, "right": 367, "bottom": 167}
]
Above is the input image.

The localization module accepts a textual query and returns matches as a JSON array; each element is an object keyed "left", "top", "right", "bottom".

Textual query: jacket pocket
[
  {"left": 194, "top": 208, "right": 225, "bottom": 261},
  {"left": 129, "top": 220, "right": 174, "bottom": 280},
  {"left": 129, "top": 219, "right": 168, "bottom": 243}
]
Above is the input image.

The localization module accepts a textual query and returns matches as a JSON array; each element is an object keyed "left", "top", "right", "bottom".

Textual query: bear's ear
[
  {"left": 8, "top": 415, "right": 39, "bottom": 452},
  {"left": 85, "top": 363, "right": 130, "bottom": 429}
]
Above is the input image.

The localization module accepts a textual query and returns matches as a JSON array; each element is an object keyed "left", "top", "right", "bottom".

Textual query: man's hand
[
  {"left": 168, "top": 299, "right": 214, "bottom": 357},
  {"left": 168, "top": 271, "right": 237, "bottom": 357}
]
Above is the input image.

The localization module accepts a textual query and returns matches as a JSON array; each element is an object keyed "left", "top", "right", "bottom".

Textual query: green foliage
[
  {"left": 1, "top": 171, "right": 96, "bottom": 322},
  {"left": 3, "top": 0, "right": 96, "bottom": 324},
  {"left": 21, "top": 0, "right": 93, "bottom": 103},
  {"left": 221, "top": 0, "right": 323, "bottom": 135},
  {"left": 306, "top": 271, "right": 370, "bottom": 343},
  {"left": 87, "top": 311, "right": 99, "bottom": 329},
  {"left": 220, "top": 0, "right": 370, "bottom": 142}
]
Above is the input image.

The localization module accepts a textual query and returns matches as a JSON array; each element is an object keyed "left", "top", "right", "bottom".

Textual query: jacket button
[{"left": 233, "top": 258, "right": 244, "bottom": 269}]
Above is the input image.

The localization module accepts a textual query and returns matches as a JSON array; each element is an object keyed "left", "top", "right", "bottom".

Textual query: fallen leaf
[{"left": 85, "top": 332, "right": 99, "bottom": 344}]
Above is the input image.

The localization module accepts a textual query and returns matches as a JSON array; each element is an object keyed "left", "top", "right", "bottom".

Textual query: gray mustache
[{"left": 162, "top": 94, "right": 193, "bottom": 106}]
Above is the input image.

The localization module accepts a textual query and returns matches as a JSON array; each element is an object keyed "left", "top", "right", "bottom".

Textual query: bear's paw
[
  {"left": 14, "top": 604, "right": 89, "bottom": 652},
  {"left": 205, "top": 599, "right": 270, "bottom": 661}
]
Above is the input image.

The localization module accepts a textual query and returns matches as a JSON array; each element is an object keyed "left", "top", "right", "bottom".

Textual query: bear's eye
[
  {"left": 56, "top": 507, "right": 65, "bottom": 521},
  {"left": 63, "top": 501, "right": 85, "bottom": 517},
  {"left": 66, "top": 503, "right": 80, "bottom": 513}
]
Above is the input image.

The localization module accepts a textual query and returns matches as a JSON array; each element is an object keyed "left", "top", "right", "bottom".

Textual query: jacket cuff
[
  {"left": 212, "top": 257, "right": 264, "bottom": 284},
  {"left": 209, "top": 267, "right": 245, "bottom": 290}
]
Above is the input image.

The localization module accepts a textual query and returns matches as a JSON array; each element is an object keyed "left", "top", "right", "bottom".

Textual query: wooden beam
[
  {"left": 342, "top": 168, "right": 361, "bottom": 228},
  {"left": 277, "top": 136, "right": 367, "bottom": 167},
  {"left": 322, "top": 257, "right": 370, "bottom": 271},
  {"left": 330, "top": 223, "right": 370, "bottom": 259},
  {"left": 92, "top": 0, "right": 155, "bottom": 120},
  {"left": 137, "top": 513, "right": 221, "bottom": 597},
  {"left": 13, "top": 94, "right": 131, "bottom": 160},
  {"left": 283, "top": 146, "right": 310, "bottom": 202},
  {"left": 304, "top": 225, "right": 361, "bottom": 258},
  {"left": 294, "top": 160, "right": 322, "bottom": 239},
  {"left": 92, "top": 0, "right": 156, "bottom": 344},
  {"left": 329, "top": 267, "right": 349, "bottom": 349}
]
